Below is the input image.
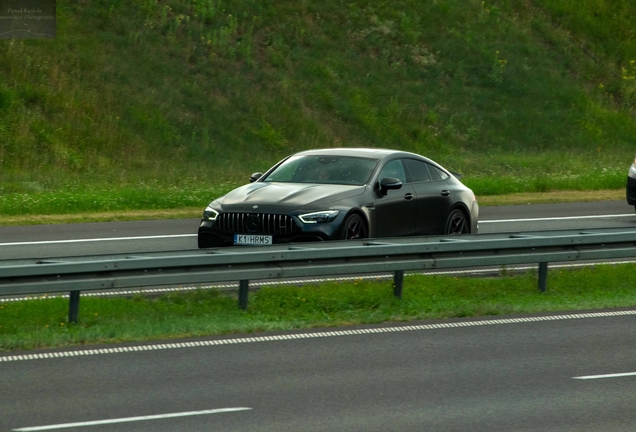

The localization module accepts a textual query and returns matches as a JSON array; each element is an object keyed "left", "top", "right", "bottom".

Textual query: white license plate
[{"left": 234, "top": 234, "right": 273, "bottom": 245}]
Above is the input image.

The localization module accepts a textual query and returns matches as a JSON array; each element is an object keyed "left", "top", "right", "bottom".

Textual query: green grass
[
  {"left": 0, "top": 179, "right": 234, "bottom": 216},
  {"left": 2, "top": 0, "right": 636, "bottom": 216},
  {"left": 2, "top": 2, "right": 636, "bottom": 350},
  {"left": 2, "top": 263, "right": 635, "bottom": 352}
]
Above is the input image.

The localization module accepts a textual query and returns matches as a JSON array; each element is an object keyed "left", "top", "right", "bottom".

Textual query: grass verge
[
  {"left": 1, "top": 263, "right": 635, "bottom": 352},
  {"left": 0, "top": 207, "right": 202, "bottom": 227}
]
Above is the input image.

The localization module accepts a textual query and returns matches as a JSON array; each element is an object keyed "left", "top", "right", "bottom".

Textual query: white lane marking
[
  {"left": 573, "top": 372, "right": 636, "bottom": 380},
  {"left": 3, "top": 310, "right": 636, "bottom": 363},
  {"left": 481, "top": 214, "right": 635, "bottom": 223},
  {"left": 0, "top": 234, "right": 197, "bottom": 247},
  {"left": 12, "top": 407, "right": 252, "bottom": 431}
]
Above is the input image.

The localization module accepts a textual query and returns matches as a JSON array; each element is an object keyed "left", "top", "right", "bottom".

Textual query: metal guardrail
[{"left": 1, "top": 228, "right": 636, "bottom": 322}]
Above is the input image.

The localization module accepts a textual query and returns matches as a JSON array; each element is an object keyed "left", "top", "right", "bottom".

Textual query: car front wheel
[
  {"left": 342, "top": 214, "right": 368, "bottom": 240},
  {"left": 445, "top": 209, "right": 469, "bottom": 235}
]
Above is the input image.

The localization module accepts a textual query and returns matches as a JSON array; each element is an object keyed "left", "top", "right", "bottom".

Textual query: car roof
[{"left": 293, "top": 148, "right": 417, "bottom": 160}]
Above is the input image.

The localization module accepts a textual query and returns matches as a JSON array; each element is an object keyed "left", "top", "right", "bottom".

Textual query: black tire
[
  {"left": 341, "top": 214, "right": 368, "bottom": 240},
  {"left": 444, "top": 209, "right": 469, "bottom": 235}
]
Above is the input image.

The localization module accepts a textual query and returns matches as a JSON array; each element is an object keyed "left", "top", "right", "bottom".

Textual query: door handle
[
  {"left": 404, "top": 193, "right": 414, "bottom": 200},
  {"left": 440, "top": 190, "right": 450, "bottom": 196}
]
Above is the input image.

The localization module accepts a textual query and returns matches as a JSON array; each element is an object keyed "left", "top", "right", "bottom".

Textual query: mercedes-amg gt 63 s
[{"left": 198, "top": 148, "right": 479, "bottom": 248}]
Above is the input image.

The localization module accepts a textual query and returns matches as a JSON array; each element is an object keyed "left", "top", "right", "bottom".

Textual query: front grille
[{"left": 217, "top": 213, "right": 297, "bottom": 235}]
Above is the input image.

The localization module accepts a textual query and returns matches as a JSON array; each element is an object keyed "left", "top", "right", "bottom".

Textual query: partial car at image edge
[
  {"left": 627, "top": 155, "right": 636, "bottom": 212},
  {"left": 198, "top": 148, "right": 479, "bottom": 248}
]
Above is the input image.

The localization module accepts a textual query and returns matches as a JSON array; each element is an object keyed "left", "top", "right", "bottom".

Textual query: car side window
[
  {"left": 403, "top": 159, "right": 431, "bottom": 183},
  {"left": 426, "top": 163, "right": 449, "bottom": 181},
  {"left": 378, "top": 160, "right": 406, "bottom": 184}
]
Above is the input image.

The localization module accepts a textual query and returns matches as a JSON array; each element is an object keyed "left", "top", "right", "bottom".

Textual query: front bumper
[{"left": 197, "top": 216, "right": 346, "bottom": 248}]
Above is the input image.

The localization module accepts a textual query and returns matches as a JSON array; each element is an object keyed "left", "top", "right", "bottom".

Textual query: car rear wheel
[
  {"left": 444, "top": 209, "right": 468, "bottom": 235},
  {"left": 342, "top": 214, "right": 367, "bottom": 240}
]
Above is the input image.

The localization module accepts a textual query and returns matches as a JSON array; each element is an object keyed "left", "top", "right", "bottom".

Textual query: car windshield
[{"left": 262, "top": 155, "right": 378, "bottom": 185}]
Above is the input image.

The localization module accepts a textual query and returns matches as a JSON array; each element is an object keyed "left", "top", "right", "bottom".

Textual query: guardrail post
[
  {"left": 393, "top": 271, "right": 404, "bottom": 298},
  {"left": 239, "top": 280, "right": 249, "bottom": 310},
  {"left": 538, "top": 262, "right": 548, "bottom": 293},
  {"left": 68, "top": 291, "right": 80, "bottom": 323}
]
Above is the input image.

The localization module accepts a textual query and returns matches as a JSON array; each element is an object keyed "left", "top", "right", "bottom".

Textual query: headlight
[
  {"left": 630, "top": 162, "right": 636, "bottom": 178},
  {"left": 299, "top": 210, "right": 340, "bottom": 224},
  {"left": 203, "top": 205, "right": 219, "bottom": 221}
]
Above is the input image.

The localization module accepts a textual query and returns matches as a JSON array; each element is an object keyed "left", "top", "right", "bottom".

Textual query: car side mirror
[
  {"left": 377, "top": 177, "right": 402, "bottom": 195},
  {"left": 250, "top": 172, "right": 263, "bottom": 183}
]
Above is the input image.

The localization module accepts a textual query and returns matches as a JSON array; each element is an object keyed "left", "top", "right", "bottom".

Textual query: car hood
[{"left": 217, "top": 182, "right": 366, "bottom": 211}]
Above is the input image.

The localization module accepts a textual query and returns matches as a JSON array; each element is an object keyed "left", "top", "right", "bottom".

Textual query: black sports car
[{"left": 198, "top": 148, "right": 479, "bottom": 248}]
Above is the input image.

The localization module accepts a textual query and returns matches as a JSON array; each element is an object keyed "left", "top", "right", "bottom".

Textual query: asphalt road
[
  {"left": 0, "top": 200, "right": 635, "bottom": 260},
  {"left": 2, "top": 200, "right": 636, "bottom": 431},
  {"left": 3, "top": 311, "right": 636, "bottom": 431}
]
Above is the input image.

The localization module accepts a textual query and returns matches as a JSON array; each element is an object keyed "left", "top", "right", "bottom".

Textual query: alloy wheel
[
  {"left": 445, "top": 209, "right": 468, "bottom": 235},
  {"left": 343, "top": 214, "right": 367, "bottom": 240}
]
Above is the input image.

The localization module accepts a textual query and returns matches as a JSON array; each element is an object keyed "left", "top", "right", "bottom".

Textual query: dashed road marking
[
  {"left": 2, "top": 309, "right": 636, "bottom": 363},
  {"left": 480, "top": 214, "right": 634, "bottom": 223},
  {"left": 573, "top": 372, "right": 636, "bottom": 380},
  {"left": 12, "top": 407, "right": 252, "bottom": 431}
]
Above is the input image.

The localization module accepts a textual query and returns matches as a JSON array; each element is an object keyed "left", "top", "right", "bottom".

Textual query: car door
[
  {"left": 403, "top": 159, "right": 454, "bottom": 234},
  {"left": 373, "top": 159, "right": 417, "bottom": 237}
]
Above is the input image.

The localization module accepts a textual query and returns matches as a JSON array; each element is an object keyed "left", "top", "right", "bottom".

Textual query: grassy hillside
[{"left": 1, "top": 0, "right": 636, "bottom": 215}]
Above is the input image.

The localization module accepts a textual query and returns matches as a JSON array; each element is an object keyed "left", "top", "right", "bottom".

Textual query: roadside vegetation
[
  {"left": 1, "top": 0, "right": 636, "bottom": 218},
  {"left": 1, "top": 263, "right": 635, "bottom": 351}
]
